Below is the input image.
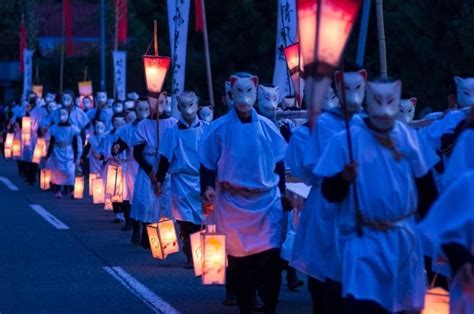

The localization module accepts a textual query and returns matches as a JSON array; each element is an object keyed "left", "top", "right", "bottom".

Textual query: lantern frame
[
  {"left": 105, "top": 163, "right": 123, "bottom": 197},
  {"left": 201, "top": 225, "right": 226, "bottom": 285},
  {"left": 142, "top": 56, "right": 171, "bottom": 98},
  {"left": 73, "top": 176, "right": 85, "bottom": 199},
  {"left": 12, "top": 139, "right": 21, "bottom": 157},
  {"left": 32, "top": 142, "right": 43, "bottom": 164},
  {"left": 147, "top": 218, "right": 180, "bottom": 260},
  {"left": 92, "top": 177, "right": 105, "bottom": 204},
  {"left": 40, "top": 169, "right": 52, "bottom": 190},
  {"left": 88, "top": 173, "right": 98, "bottom": 196},
  {"left": 284, "top": 42, "right": 303, "bottom": 107}
]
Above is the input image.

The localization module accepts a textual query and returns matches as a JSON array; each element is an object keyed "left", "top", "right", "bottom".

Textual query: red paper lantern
[
  {"left": 284, "top": 43, "right": 303, "bottom": 107},
  {"left": 142, "top": 56, "right": 171, "bottom": 97}
]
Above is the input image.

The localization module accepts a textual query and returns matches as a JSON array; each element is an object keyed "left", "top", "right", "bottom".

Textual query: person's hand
[
  {"left": 342, "top": 162, "right": 358, "bottom": 183},
  {"left": 201, "top": 187, "right": 216, "bottom": 215},
  {"left": 153, "top": 181, "right": 162, "bottom": 197},
  {"left": 112, "top": 143, "right": 120, "bottom": 155}
]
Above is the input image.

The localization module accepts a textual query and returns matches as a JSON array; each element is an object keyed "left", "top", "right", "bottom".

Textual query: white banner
[
  {"left": 167, "top": 0, "right": 191, "bottom": 118},
  {"left": 272, "top": 0, "right": 298, "bottom": 101},
  {"left": 22, "top": 49, "right": 34, "bottom": 100},
  {"left": 113, "top": 50, "right": 127, "bottom": 101}
]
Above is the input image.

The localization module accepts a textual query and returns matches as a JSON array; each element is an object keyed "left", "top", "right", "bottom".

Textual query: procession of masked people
[{"left": 1, "top": 67, "right": 474, "bottom": 314}]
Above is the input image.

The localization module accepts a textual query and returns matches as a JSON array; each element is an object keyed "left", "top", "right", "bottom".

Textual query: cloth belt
[
  {"left": 54, "top": 142, "right": 70, "bottom": 148},
  {"left": 360, "top": 211, "right": 416, "bottom": 232},
  {"left": 219, "top": 181, "right": 269, "bottom": 198}
]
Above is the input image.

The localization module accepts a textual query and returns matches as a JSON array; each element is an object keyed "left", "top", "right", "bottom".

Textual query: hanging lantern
[
  {"left": 201, "top": 225, "right": 226, "bottom": 285},
  {"left": 92, "top": 177, "right": 105, "bottom": 204},
  {"left": 106, "top": 163, "right": 123, "bottom": 197},
  {"left": 32, "top": 142, "right": 43, "bottom": 164},
  {"left": 40, "top": 169, "right": 52, "bottom": 190},
  {"left": 297, "top": 0, "right": 362, "bottom": 123},
  {"left": 37, "top": 138, "right": 48, "bottom": 157},
  {"left": 88, "top": 173, "right": 98, "bottom": 196},
  {"left": 422, "top": 287, "right": 449, "bottom": 314},
  {"left": 4, "top": 147, "right": 12, "bottom": 158},
  {"left": 284, "top": 42, "right": 303, "bottom": 107},
  {"left": 190, "top": 229, "right": 205, "bottom": 276},
  {"left": 73, "top": 176, "right": 85, "bottom": 199},
  {"left": 104, "top": 195, "right": 113, "bottom": 210},
  {"left": 78, "top": 81, "right": 93, "bottom": 96},
  {"left": 5, "top": 132, "right": 14, "bottom": 149},
  {"left": 146, "top": 218, "right": 180, "bottom": 260},
  {"left": 32, "top": 85, "right": 43, "bottom": 98},
  {"left": 12, "top": 139, "right": 21, "bottom": 157},
  {"left": 21, "top": 116, "right": 32, "bottom": 145}
]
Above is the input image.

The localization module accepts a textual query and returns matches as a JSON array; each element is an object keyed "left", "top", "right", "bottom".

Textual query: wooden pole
[
  {"left": 113, "top": 0, "right": 119, "bottom": 99},
  {"left": 59, "top": 0, "right": 66, "bottom": 93},
  {"left": 375, "top": 0, "right": 388, "bottom": 79},
  {"left": 153, "top": 20, "right": 158, "bottom": 55},
  {"left": 356, "top": 0, "right": 371, "bottom": 67},
  {"left": 200, "top": 0, "right": 215, "bottom": 106}
]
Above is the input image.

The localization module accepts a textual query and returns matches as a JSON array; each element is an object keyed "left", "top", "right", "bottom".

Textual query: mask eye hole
[
  {"left": 388, "top": 98, "right": 394, "bottom": 105},
  {"left": 464, "top": 91, "right": 470, "bottom": 96},
  {"left": 247, "top": 88, "right": 252, "bottom": 92},
  {"left": 356, "top": 84, "right": 361, "bottom": 89},
  {"left": 237, "top": 88, "right": 243, "bottom": 92}
]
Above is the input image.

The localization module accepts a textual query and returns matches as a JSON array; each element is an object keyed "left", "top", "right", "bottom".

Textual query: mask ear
[
  {"left": 358, "top": 69, "right": 368, "bottom": 81},
  {"left": 250, "top": 76, "right": 259, "bottom": 87},
  {"left": 454, "top": 76, "right": 463, "bottom": 89},
  {"left": 409, "top": 97, "right": 417, "bottom": 107},
  {"left": 230, "top": 76, "right": 239, "bottom": 87},
  {"left": 393, "top": 80, "right": 402, "bottom": 95}
]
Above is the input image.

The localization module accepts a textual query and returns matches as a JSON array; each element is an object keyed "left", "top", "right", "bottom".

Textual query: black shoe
[
  {"left": 131, "top": 221, "right": 141, "bottom": 245},
  {"left": 287, "top": 278, "right": 304, "bottom": 291},
  {"left": 141, "top": 224, "right": 150, "bottom": 250}
]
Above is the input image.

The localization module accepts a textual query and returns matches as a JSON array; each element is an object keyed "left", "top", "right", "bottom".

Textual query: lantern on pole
[
  {"left": 12, "top": 139, "right": 21, "bottom": 157},
  {"left": 89, "top": 173, "right": 98, "bottom": 196},
  {"left": 190, "top": 224, "right": 227, "bottom": 285},
  {"left": 21, "top": 116, "right": 32, "bottom": 146},
  {"left": 297, "top": 0, "right": 363, "bottom": 124},
  {"left": 92, "top": 177, "right": 105, "bottom": 204},
  {"left": 105, "top": 163, "right": 123, "bottom": 197},
  {"left": 146, "top": 217, "right": 180, "bottom": 260},
  {"left": 284, "top": 42, "right": 303, "bottom": 107},
  {"left": 73, "top": 176, "right": 85, "bottom": 199},
  {"left": 40, "top": 169, "right": 52, "bottom": 190},
  {"left": 142, "top": 20, "right": 171, "bottom": 98}
]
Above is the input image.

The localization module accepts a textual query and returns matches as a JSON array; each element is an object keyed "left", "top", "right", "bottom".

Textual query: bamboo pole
[
  {"left": 59, "top": 1, "right": 65, "bottom": 93},
  {"left": 199, "top": 0, "right": 215, "bottom": 106},
  {"left": 375, "top": 0, "right": 388, "bottom": 79},
  {"left": 153, "top": 20, "right": 158, "bottom": 55}
]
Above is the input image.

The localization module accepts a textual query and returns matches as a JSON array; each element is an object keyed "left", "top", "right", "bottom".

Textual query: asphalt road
[{"left": 0, "top": 158, "right": 311, "bottom": 314}]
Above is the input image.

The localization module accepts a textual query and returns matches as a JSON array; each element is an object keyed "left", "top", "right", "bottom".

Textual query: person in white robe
[
  {"left": 87, "top": 91, "right": 113, "bottom": 132},
  {"left": 419, "top": 170, "right": 474, "bottom": 314},
  {"left": 54, "top": 90, "right": 90, "bottom": 134},
  {"left": 81, "top": 120, "right": 106, "bottom": 177},
  {"left": 315, "top": 79, "right": 439, "bottom": 313},
  {"left": 130, "top": 94, "right": 177, "bottom": 247},
  {"left": 45, "top": 107, "right": 81, "bottom": 199},
  {"left": 199, "top": 73, "right": 288, "bottom": 314},
  {"left": 154, "top": 91, "right": 208, "bottom": 268}
]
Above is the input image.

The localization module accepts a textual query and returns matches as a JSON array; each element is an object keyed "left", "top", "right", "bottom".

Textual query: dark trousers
[
  {"left": 176, "top": 220, "right": 202, "bottom": 261},
  {"left": 228, "top": 248, "right": 282, "bottom": 314},
  {"left": 53, "top": 184, "right": 74, "bottom": 194},
  {"left": 308, "top": 276, "right": 344, "bottom": 314},
  {"left": 25, "top": 162, "right": 38, "bottom": 184}
]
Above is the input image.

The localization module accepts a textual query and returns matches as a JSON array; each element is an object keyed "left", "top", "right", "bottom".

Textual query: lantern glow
[
  {"left": 40, "top": 169, "right": 52, "bottom": 190},
  {"left": 5, "top": 133, "right": 14, "bottom": 149},
  {"left": 92, "top": 178, "right": 105, "bottom": 204},
  {"left": 32, "top": 142, "right": 43, "bottom": 164},
  {"left": 12, "top": 139, "right": 21, "bottom": 157},
  {"left": 105, "top": 163, "right": 123, "bottom": 197},
  {"left": 190, "top": 229, "right": 205, "bottom": 276},
  {"left": 422, "top": 287, "right": 449, "bottom": 314},
  {"left": 284, "top": 42, "right": 303, "bottom": 107},
  {"left": 37, "top": 138, "right": 48, "bottom": 157},
  {"left": 89, "top": 173, "right": 98, "bottom": 196},
  {"left": 147, "top": 218, "right": 179, "bottom": 260},
  {"left": 104, "top": 195, "right": 113, "bottom": 210},
  {"left": 143, "top": 56, "right": 171, "bottom": 97},
  {"left": 4, "top": 148, "right": 12, "bottom": 158},
  {"left": 201, "top": 225, "right": 226, "bottom": 285},
  {"left": 73, "top": 176, "right": 85, "bottom": 199},
  {"left": 21, "top": 117, "right": 32, "bottom": 145}
]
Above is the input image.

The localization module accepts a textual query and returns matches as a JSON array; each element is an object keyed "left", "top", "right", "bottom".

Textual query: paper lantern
[
  {"left": 422, "top": 287, "right": 449, "bottom": 314},
  {"left": 104, "top": 195, "right": 113, "bottom": 210},
  {"left": 297, "top": 0, "right": 362, "bottom": 122},
  {"left": 201, "top": 225, "right": 226, "bottom": 285},
  {"left": 92, "top": 178, "right": 105, "bottom": 204},
  {"left": 190, "top": 229, "right": 205, "bottom": 276},
  {"left": 12, "top": 139, "right": 21, "bottom": 157},
  {"left": 4, "top": 147, "right": 12, "bottom": 158},
  {"left": 32, "top": 141, "right": 43, "bottom": 164},
  {"left": 5, "top": 132, "right": 14, "bottom": 149},
  {"left": 73, "top": 176, "right": 85, "bottom": 199},
  {"left": 37, "top": 138, "right": 48, "bottom": 157},
  {"left": 105, "top": 163, "right": 123, "bottom": 197},
  {"left": 143, "top": 56, "right": 171, "bottom": 97},
  {"left": 40, "top": 169, "right": 52, "bottom": 190},
  {"left": 22, "top": 116, "right": 31, "bottom": 135},
  {"left": 21, "top": 133, "right": 31, "bottom": 146},
  {"left": 78, "top": 81, "right": 93, "bottom": 96},
  {"left": 284, "top": 42, "right": 303, "bottom": 107},
  {"left": 88, "top": 173, "right": 98, "bottom": 196},
  {"left": 147, "top": 218, "right": 180, "bottom": 260},
  {"left": 32, "top": 85, "right": 43, "bottom": 98}
]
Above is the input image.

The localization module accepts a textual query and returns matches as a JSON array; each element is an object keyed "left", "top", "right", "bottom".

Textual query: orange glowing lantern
[
  {"left": 105, "top": 163, "right": 123, "bottom": 198},
  {"left": 422, "top": 287, "right": 449, "bottom": 314},
  {"left": 147, "top": 218, "right": 180, "bottom": 260},
  {"left": 92, "top": 177, "right": 105, "bottom": 204},
  {"left": 142, "top": 20, "right": 171, "bottom": 98},
  {"left": 37, "top": 138, "right": 48, "bottom": 157},
  {"left": 73, "top": 176, "right": 85, "bottom": 199},
  {"left": 32, "top": 142, "right": 43, "bottom": 164},
  {"left": 88, "top": 173, "right": 98, "bottom": 196},
  {"left": 284, "top": 42, "right": 303, "bottom": 107},
  {"left": 5, "top": 133, "right": 14, "bottom": 149},
  {"left": 40, "top": 169, "right": 52, "bottom": 190},
  {"left": 21, "top": 116, "right": 32, "bottom": 145},
  {"left": 297, "top": 0, "right": 362, "bottom": 121},
  {"left": 104, "top": 195, "right": 113, "bottom": 210},
  {"left": 4, "top": 147, "right": 12, "bottom": 158},
  {"left": 32, "top": 85, "right": 43, "bottom": 98},
  {"left": 12, "top": 139, "right": 21, "bottom": 157},
  {"left": 201, "top": 225, "right": 226, "bottom": 285}
]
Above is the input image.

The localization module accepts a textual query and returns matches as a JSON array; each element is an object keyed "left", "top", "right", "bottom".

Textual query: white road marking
[
  {"left": 103, "top": 266, "right": 179, "bottom": 314},
  {"left": 29, "top": 204, "right": 70, "bottom": 230},
  {"left": 0, "top": 176, "right": 19, "bottom": 191}
]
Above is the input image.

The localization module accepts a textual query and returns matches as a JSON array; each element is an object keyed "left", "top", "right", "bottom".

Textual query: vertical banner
[
  {"left": 167, "top": 0, "right": 191, "bottom": 118},
  {"left": 272, "top": 0, "right": 298, "bottom": 101},
  {"left": 22, "top": 49, "right": 33, "bottom": 100},
  {"left": 64, "top": 0, "right": 73, "bottom": 56},
  {"left": 116, "top": 0, "right": 128, "bottom": 44},
  {"left": 19, "top": 22, "right": 27, "bottom": 73},
  {"left": 113, "top": 50, "right": 127, "bottom": 101}
]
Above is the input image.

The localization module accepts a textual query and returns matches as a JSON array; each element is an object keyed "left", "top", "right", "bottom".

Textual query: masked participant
[
  {"left": 45, "top": 106, "right": 81, "bottom": 198},
  {"left": 199, "top": 73, "right": 288, "bottom": 314},
  {"left": 315, "top": 79, "right": 438, "bottom": 313},
  {"left": 153, "top": 91, "right": 208, "bottom": 268},
  {"left": 81, "top": 120, "right": 106, "bottom": 179},
  {"left": 87, "top": 91, "right": 113, "bottom": 131},
  {"left": 396, "top": 96, "right": 417, "bottom": 124},
  {"left": 130, "top": 93, "right": 177, "bottom": 247},
  {"left": 56, "top": 90, "right": 90, "bottom": 133},
  {"left": 197, "top": 103, "right": 214, "bottom": 123}
]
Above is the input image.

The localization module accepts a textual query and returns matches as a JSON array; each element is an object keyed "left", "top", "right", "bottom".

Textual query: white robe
[
  {"left": 116, "top": 122, "right": 140, "bottom": 202},
  {"left": 441, "top": 128, "right": 474, "bottom": 189},
  {"left": 87, "top": 108, "right": 113, "bottom": 131},
  {"left": 47, "top": 124, "right": 80, "bottom": 186},
  {"left": 315, "top": 119, "right": 439, "bottom": 312},
  {"left": 130, "top": 118, "right": 177, "bottom": 223},
  {"left": 419, "top": 171, "right": 474, "bottom": 314},
  {"left": 86, "top": 134, "right": 105, "bottom": 174},
  {"left": 159, "top": 116, "right": 208, "bottom": 225},
  {"left": 54, "top": 107, "right": 90, "bottom": 131},
  {"left": 198, "top": 108, "right": 287, "bottom": 257}
]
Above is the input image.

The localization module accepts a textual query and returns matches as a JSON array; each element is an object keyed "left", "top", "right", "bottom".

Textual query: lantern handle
[
  {"left": 34, "top": 65, "right": 40, "bottom": 85},
  {"left": 143, "top": 38, "right": 154, "bottom": 56}
]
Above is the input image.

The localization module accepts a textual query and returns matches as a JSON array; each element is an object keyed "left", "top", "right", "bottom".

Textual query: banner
[
  {"left": 116, "top": 0, "right": 128, "bottom": 44},
  {"left": 64, "top": 0, "right": 73, "bottom": 56},
  {"left": 113, "top": 50, "right": 127, "bottom": 101},
  {"left": 272, "top": 0, "right": 298, "bottom": 101},
  {"left": 22, "top": 49, "right": 33, "bottom": 100},
  {"left": 167, "top": 0, "right": 191, "bottom": 118},
  {"left": 194, "top": 0, "right": 203, "bottom": 32},
  {"left": 19, "top": 22, "right": 26, "bottom": 73}
]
